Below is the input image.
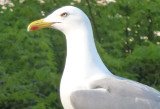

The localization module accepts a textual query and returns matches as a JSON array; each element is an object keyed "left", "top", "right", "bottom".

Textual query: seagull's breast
[
  {"left": 60, "top": 72, "right": 89, "bottom": 109},
  {"left": 60, "top": 66, "right": 109, "bottom": 109}
]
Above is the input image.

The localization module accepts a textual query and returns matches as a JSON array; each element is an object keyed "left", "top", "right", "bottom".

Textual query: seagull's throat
[
  {"left": 62, "top": 22, "right": 113, "bottom": 84},
  {"left": 65, "top": 28, "right": 96, "bottom": 68}
]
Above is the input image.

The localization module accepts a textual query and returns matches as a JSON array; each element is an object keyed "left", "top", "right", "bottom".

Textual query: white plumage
[{"left": 28, "top": 6, "right": 160, "bottom": 109}]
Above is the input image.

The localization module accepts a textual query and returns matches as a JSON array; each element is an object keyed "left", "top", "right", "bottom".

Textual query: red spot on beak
[{"left": 31, "top": 26, "right": 39, "bottom": 31}]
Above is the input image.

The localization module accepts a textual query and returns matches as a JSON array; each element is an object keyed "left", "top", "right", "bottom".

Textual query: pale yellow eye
[{"left": 61, "top": 12, "right": 68, "bottom": 17}]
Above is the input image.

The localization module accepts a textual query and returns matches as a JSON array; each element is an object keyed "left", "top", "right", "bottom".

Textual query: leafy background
[{"left": 0, "top": 0, "right": 160, "bottom": 108}]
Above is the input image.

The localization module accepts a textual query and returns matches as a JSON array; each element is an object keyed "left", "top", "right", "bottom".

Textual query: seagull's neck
[
  {"left": 60, "top": 18, "right": 113, "bottom": 109},
  {"left": 63, "top": 22, "right": 112, "bottom": 77}
]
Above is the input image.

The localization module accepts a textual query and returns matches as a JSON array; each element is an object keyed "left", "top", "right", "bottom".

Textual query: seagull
[{"left": 28, "top": 6, "right": 160, "bottom": 109}]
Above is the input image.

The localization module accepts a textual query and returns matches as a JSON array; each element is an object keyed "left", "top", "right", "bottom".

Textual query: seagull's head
[{"left": 28, "top": 6, "right": 89, "bottom": 34}]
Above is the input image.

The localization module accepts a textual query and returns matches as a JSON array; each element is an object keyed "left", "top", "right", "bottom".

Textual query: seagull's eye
[{"left": 60, "top": 12, "right": 68, "bottom": 17}]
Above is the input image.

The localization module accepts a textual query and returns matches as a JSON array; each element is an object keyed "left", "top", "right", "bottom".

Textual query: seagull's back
[{"left": 70, "top": 76, "right": 160, "bottom": 109}]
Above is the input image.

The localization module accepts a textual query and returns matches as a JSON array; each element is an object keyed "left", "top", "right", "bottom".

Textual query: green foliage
[
  {"left": 0, "top": 0, "right": 63, "bottom": 108},
  {"left": 126, "top": 41, "right": 160, "bottom": 90},
  {"left": 0, "top": 0, "right": 160, "bottom": 108}
]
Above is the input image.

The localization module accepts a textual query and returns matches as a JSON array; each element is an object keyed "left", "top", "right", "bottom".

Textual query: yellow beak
[{"left": 27, "top": 18, "right": 55, "bottom": 31}]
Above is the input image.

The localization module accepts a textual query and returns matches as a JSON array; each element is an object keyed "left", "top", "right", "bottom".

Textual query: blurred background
[{"left": 0, "top": 0, "right": 160, "bottom": 108}]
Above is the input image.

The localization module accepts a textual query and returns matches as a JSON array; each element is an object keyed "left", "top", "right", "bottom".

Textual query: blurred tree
[
  {"left": 84, "top": 0, "right": 160, "bottom": 90},
  {"left": 0, "top": 0, "right": 64, "bottom": 108}
]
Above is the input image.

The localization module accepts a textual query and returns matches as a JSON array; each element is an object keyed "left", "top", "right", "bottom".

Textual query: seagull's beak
[{"left": 27, "top": 18, "right": 55, "bottom": 31}]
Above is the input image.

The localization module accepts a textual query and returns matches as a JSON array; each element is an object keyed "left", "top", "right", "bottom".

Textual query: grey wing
[{"left": 70, "top": 77, "right": 160, "bottom": 109}]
